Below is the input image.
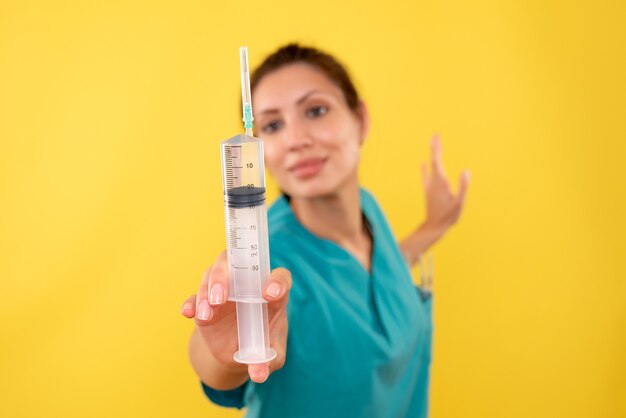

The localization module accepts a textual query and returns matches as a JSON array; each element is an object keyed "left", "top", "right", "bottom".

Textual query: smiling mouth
[{"left": 289, "top": 158, "right": 327, "bottom": 179}]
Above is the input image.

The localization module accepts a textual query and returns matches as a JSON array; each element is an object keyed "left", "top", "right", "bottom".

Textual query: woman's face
[{"left": 252, "top": 63, "right": 368, "bottom": 199}]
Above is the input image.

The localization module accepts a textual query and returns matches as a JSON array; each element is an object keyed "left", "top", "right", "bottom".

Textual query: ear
[{"left": 357, "top": 100, "right": 370, "bottom": 146}]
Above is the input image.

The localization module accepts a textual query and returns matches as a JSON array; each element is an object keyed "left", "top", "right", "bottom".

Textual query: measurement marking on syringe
[{"left": 232, "top": 266, "right": 248, "bottom": 270}]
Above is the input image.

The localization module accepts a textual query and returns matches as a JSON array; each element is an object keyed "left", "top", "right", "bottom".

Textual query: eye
[
  {"left": 261, "top": 120, "right": 283, "bottom": 134},
  {"left": 306, "top": 105, "right": 328, "bottom": 118}
]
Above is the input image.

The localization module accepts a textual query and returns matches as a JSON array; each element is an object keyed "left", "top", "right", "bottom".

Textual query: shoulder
[
  {"left": 359, "top": 187, "right": 391, "bottom": 231},
  {"left": 359, "top": 187, "right": 383, "bottom": 216}
]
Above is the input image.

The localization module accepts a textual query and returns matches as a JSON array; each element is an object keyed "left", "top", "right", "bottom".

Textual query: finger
[
  {"left": 430, "top": 134, "right": 446, "bottom": 177},
  {"left": 248, "top": 363, "right": 270, "bottom": 383},
  {"left": 197, "top": 251, "right": 233, "bottom": 325},
  {"left": 421, "top": 162, "right": 429, "bottom": 190},
  {"left": 208, "top": 251, "right": 229, "bottom": 306},
  {"left": 195, "top": 267, "right": 212, "bottom": 323},
  {"left": 456, "top": 170, "right": 471, "bottom": 206},
  {"left": 181, "top": 294, "right": 197, "bottom": 318},
  {"left": 268, "top": 341, "right": 287, "bottom": 373},
  {"left": 263, "top": 268, "right": 292, "bottom": 306},
  {"left": 247, "top": 342, "right": 287, "bottom": 383}
]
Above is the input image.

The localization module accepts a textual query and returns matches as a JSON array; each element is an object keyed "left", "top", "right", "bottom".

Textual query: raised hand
[{"left": 421, "top": 134, "right": 470, "bottom": 231}]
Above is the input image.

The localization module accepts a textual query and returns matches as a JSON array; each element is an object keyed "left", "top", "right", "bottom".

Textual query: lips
[{"left": 289, "top": 158, "right": 327, "bottom": 179}]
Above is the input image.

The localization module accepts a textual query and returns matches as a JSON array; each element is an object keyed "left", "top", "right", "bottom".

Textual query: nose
[{"left": 284, "top": 120, "right": 313, "bottom": 151}]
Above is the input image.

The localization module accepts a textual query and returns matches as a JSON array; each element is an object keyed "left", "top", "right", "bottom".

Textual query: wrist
[
  {"left": 401, "top": 221, "right": 447, "bottom": 267},
  {"left": 418, "top": 220, "right": 447, "bottom": 242}
]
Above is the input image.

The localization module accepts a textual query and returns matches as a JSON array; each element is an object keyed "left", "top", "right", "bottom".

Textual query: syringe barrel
[
  {"left": 221, "top": 134, "right": 270, "bottom": 303},
  {"left": 221, "top": 134, "right": 276, "bottom": 364}
]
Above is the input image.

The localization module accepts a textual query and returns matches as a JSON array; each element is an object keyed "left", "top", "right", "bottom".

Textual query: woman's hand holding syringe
[{"left": 181, "top": 251, "right": 292, "bottom": 387}]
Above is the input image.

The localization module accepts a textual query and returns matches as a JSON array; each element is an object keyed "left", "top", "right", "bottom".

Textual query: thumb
[
  {"left": 248, "top": 363, "right": 270, "bottom": 383},
  {"left": 181, "top": 294, "right": 197, "bottom": 318}
]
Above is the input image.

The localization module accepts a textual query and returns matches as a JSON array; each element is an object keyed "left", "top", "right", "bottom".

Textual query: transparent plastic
[
  {"left": 240, "top": 47, "right": 254, "bottom": 134},
  {"left": 221, "top": 133, "right": 277, "bottom": 364}
]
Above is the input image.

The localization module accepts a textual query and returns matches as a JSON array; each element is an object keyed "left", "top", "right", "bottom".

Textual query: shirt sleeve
[{"left": 200, "top": 380, "right": 248, "bottom": 409}]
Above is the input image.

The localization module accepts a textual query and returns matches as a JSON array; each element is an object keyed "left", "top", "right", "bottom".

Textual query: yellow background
[{"left": 1, "top": 1, "right": 624, "bottom": 417}]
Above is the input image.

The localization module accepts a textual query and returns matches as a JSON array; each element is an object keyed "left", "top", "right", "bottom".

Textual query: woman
[{"left": 180, "top": 44, "right": 470, "bottom": 417}]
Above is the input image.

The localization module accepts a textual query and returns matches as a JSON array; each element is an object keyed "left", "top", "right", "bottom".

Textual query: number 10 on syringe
[{"left": 220, "top": 47, "right": 277, "bottom": 364}]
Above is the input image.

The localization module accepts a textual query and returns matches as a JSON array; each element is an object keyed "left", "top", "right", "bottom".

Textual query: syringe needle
[{"left": 240, "top": 47, "right": 254, "bottom": 136}]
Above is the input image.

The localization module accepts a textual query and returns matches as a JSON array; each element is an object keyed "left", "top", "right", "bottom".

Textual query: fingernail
[
  {"left": 266, "top": 282, "right": 281, "bottom": 298},
  {"left": 253, "top": 365, "right": 269, "bottom": 383},
  {"left": 260, "top": 365, "right": 269, "bottom": 382},
  {"left": 182, "top": 303, "right": 193, "bottom": 314},
  {"left": 197, "top": 300, "right": 210, "bottom": 320},
  {"left": 210, "top": 283, "right": 225, "bottom": 305}
]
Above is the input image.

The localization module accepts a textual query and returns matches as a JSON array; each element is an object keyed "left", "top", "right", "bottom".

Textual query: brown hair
[{"left": 250, "top": 43, "right": 361, "bottom": 115}]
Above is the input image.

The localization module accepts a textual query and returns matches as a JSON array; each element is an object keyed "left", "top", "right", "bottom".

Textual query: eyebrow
[{"left": 258, "top": 90, "right": 322, "bottom": 115}]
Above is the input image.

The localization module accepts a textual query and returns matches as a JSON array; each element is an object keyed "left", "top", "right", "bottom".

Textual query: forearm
[
  {"left": 399, "top": 222, "right": 445, "bottom": 267},
  {"left": 188, "top": 328, "right": 249, "bottom": 390}
]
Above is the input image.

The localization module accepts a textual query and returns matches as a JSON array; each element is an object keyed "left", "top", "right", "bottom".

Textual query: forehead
[{"left": 252, "top": 63, "right": 343, "bottom": 111}]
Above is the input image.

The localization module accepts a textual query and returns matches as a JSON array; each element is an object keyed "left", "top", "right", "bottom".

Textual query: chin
[
  {"left": 283, "top": 184, "right": 329, "bottom": 199},
  {"left": 281, "top": 173, "right": 354, "bottom": 200}
]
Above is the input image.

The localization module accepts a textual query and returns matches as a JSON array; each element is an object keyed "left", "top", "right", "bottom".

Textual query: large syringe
[{"left": 220, "top": 47, "right": 277, "bottom": 364}]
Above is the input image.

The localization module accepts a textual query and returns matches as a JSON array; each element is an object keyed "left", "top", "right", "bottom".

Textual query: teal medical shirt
[{"left": 202, "top": 188, "right": 433, "bottom": 418}]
